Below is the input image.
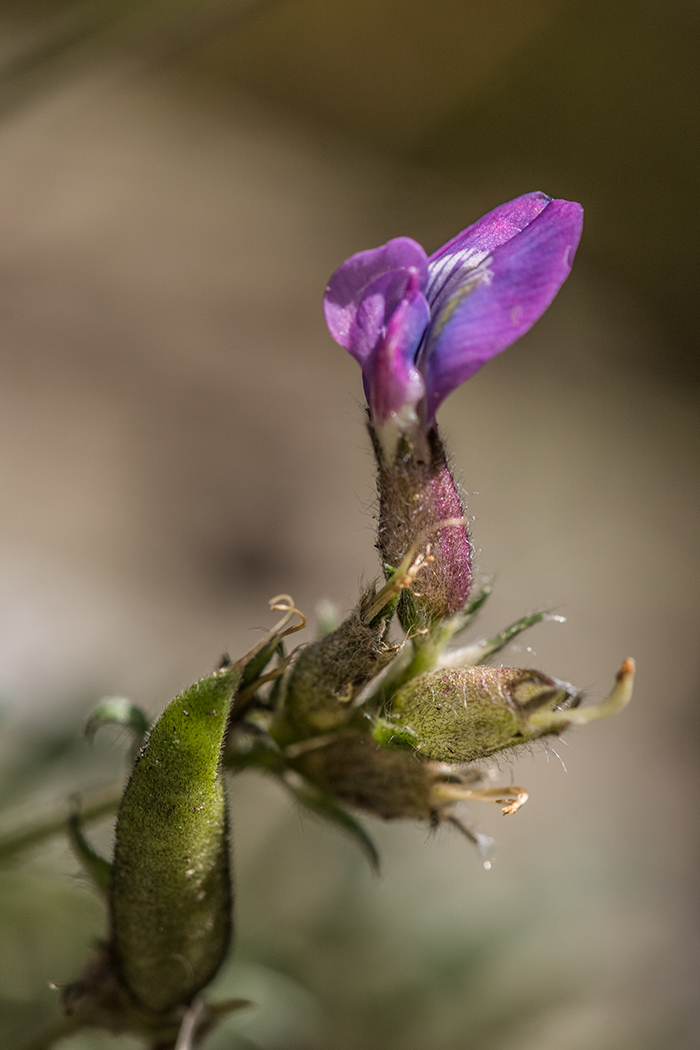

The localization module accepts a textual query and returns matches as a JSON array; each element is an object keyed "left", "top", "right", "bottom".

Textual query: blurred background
[{"left": 0, "top": 0, "right": 698, "bottom": 1047}]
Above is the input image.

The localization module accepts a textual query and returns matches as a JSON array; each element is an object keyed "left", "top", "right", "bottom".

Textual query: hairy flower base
[
  {"left": 388, "top": 666, "right": 580, "bottom": 763},
  {"left": 293, "top": 730, "right": 438, "bottom": 820}
]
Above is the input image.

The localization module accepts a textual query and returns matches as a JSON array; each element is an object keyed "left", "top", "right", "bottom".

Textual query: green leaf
[
  {"left": 440, "top": 609, "right": 552, "bottom": 668},
  {"left": 443, "top": 583, "right": 492, "bottom": 638},
  {"left": 66, "top": 804, "right": 112, "bottom": 896},
  {"left": 85, "top": 697, "right": 150, "bottom": 753}
]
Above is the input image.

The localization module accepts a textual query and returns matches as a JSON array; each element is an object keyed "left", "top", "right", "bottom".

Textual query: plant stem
[{"left": 0, "top": 786, "right": 121, "bottom": 864}]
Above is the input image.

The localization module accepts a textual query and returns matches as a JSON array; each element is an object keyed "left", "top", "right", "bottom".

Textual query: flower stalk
[{"left": 8, "top": 191, "right": 635, "bottom": 1050}]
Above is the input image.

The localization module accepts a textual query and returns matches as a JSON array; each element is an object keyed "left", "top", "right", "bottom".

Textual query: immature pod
[
  {"left": 388, "top": 662, "right": 634, "bottom": 764},
  {"left": 391, "top": 665, "right": 575, "bottom": 763},
  {"left": 278, "top": 600, "right": 397, "bottom": 739},
  {"left": 110, "top": 664, "right": 239, "bottom": 1015},
  {"left": 292, "top": 729, "right": 437, "bottom": 820}
]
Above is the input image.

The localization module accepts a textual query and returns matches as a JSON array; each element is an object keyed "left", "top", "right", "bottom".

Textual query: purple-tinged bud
[{"left": 371, "top": 423, "right": 471, "bottom": 629}]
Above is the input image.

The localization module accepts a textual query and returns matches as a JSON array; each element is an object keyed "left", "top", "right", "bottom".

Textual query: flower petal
[
  {"left": 425, "top": 191, "right": 553, "bottom": 316},
  {"left": 421, "top": 198, "right": 584, "bottom": 419},
  {"left": 363, "top": 274, "right": 430, "bottom": 427},
  {"left": 324, "top": 237, "right": 429, "bottom": 364}
]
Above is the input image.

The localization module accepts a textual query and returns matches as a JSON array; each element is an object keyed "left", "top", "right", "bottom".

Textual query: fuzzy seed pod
[
  {"left": 293, "top": 729, "right": 443, "bottom": 820},
  {"left": 389, "top": 666, "right": 579, "bottom": 763},
  {"left": 279, "top": 604, "right": 397, "bottom": 738},
  {"left": 110, "top": 665, "right": 239, "bottom": 1014}
]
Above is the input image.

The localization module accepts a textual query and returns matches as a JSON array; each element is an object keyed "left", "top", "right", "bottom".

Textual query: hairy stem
[{"left": 0, "top": 787, "right": 121, "bottom": 864}]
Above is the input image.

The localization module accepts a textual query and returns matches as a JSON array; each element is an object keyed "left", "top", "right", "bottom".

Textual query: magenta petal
[
  {"left": 363, "top": 279, "right": 430, "bottom": 426},
  {"left": 421, "top": 199, "right": 584, "bottom": 418},
  {"left": 324, "top": 238, "right": 428, "bottom": 364},
  {"left": 426, "top": 191, "right": 552, "bottom": 316}
]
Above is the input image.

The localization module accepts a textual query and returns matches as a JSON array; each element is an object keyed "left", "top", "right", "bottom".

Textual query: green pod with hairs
[
  {"left": 110, "top": 664, "right": 240, "bottom": 1015},
  {"left": 277, "top": 602, "right": 397, "bottom": 739},
  {"left": 388, "top": 666, "right": 580, "bottom": 763}
]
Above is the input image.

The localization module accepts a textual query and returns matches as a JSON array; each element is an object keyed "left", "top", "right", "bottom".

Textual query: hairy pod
[
  {"left": 110, "top": 664, "right": 239, "bottom": 1014},
  {"left": 293, "top": 729, "right": 439, "bottom": 820},
  {"left": 279, "top": 606, "right": 397, "bottom": 738},
  {"left": 389, "top": 666, "right": 579, "bottom": 763}
]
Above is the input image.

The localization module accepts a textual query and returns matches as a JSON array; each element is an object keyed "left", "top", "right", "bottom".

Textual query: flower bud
[
  {"left": 371, "top": 424, "right": 471, "bottom": 630},
  {"left": 387, "top": 660, "right": 634, "bottom": 763},
  {"left": 110, "top": 664, "right": 239, "bottom": 1014},
  {"left": 278, "top": 599, "right": 398, "bottom": 738}
]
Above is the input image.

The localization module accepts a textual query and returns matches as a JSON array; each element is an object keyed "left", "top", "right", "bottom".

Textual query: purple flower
[{"left": 324, "top": 192, "right": 583, "bottom": 461}]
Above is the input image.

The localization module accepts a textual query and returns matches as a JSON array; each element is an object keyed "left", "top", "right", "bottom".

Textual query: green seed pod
[
  {"left": 293, "top": 729, "right": 439, "bottom": 820},
  {"left": 389, "top": 660, "right": 634, "bottom": 764},
  {"left": 389, "top": 666, "right": 579, "bottom": 763},
  {"left": 110, "top": 664, "right": 240, "bottom": 1015},
  {"left": 291, "top": 728, "right": 520, "bottom": 842}
]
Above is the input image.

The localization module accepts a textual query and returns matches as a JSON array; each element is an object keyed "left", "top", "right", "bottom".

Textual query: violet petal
[
  {"left": 426, "top": 191, "right": 552, "bottom": 317},
  {"left": 363, "top": 276, "right": 430, "bottom": 427},
  {"left": 421, "top": 199, "right": 584, "bottom": 419},
  {"left": 324, "top": 238, "right": 428, "bottom": 365}
]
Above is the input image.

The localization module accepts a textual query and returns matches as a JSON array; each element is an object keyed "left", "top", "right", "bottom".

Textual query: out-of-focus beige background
[{"left": 0, "top": 1, "right": 697, "bottom": 1047}]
